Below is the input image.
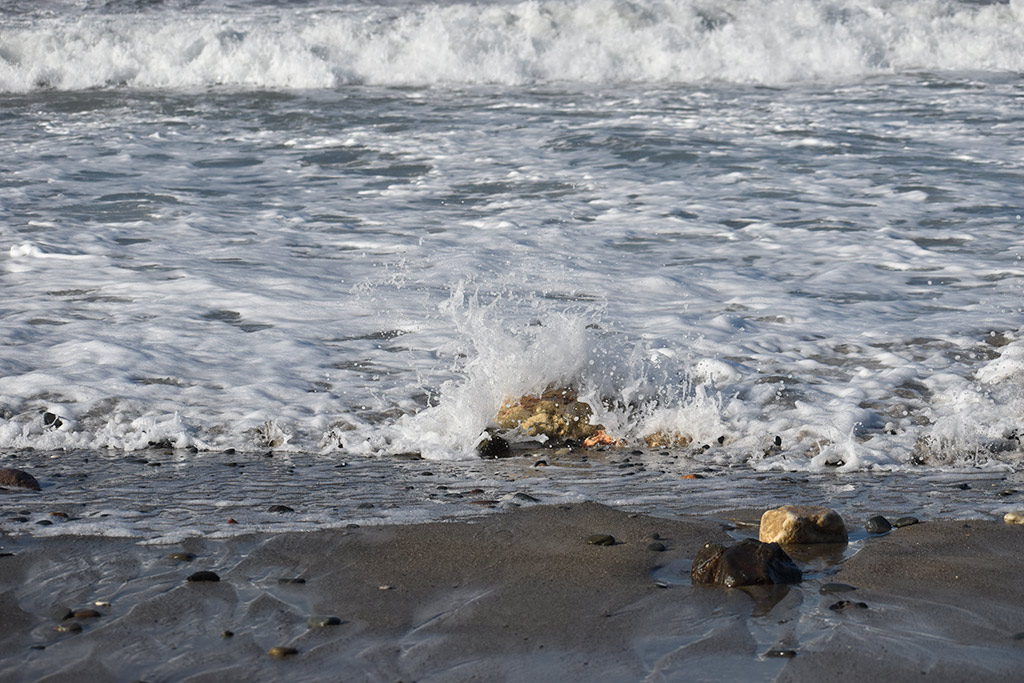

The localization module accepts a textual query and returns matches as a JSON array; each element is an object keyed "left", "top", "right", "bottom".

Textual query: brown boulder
[
  {"left": 691, "top": 539, "right": 802, "bottom": 587},
  {"left": 495, "top": 387, "right": 602, "bottom": 443},
  {"left": 759, "top": 505, "right": 848, "bottom": 544},
  {"left": 0, "top": 468, "right": 41, "bottom": 491}
]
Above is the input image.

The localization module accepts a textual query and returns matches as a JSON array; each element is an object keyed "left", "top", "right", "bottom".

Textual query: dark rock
[
  {"left": 865, "top": 516, "right": 892, "bottom": 534},
  {"left": 587, "top": 534, "right": 616, "bottom": 546},
  {"left": 356, "top": 502, "right": 374, "bottom": 509},
  {"left": 49, "top": 511, "right": 69, "bottom": 519},
  {"left": 0, "top": 468, "right": 41, "bottom": 491},
  {"left": 11, "top": 517, "right": 28, "bottom": 523},
  {"left": 819, "top": 582, "right": 857, "bottom": 594},
  {"left": 269, "top": 646, "right": 298, "bottom": 658},
  {"left": 278, "top": 578, "right": 305, "bottom": 584},
  {"left": 691, "top": 539, "right": 802, "bottom": 588},
  {"left": 512, "top": 492, "right": 540, "bottom": 503},
  {"left": 829, "top": 600, "right": 869, "bottom": 611},
  {"left": 36, "top": 519, "right": 52, "bottom": 526},
  {"left": 168, "top": 552, "right": 196, "bottom": 561},
  {"left": 647, "top": 542, "right": 667, "bottom": 552},
  {"left": 647, "top": 532, "right": 662, "bottom": 540},
  {"left": 43, "top": 412, "right": 63, "bottom": 429},
  {"left": 894, "top": 516, "right": 919, "bottom": 528},
  {"left": 186, "top": 571, "right": 220, "bottom": 583},
  {"left": 49, "top": 606, "right": 73, "bottom": 621},
  {"left": 477, "top": 434, "right": 511, "bottom": 459},
  {"left": 221, "top": 630, "right": 234, "bottom": 638},
  {"left": 307, "top": 616, "right": 342, "bottom": 627},
  {"left": 73, "top": 609, "right": 100, "bottom": 619},
  {"left": 268, "top": 505, "right": 294, "bottom": 513}
]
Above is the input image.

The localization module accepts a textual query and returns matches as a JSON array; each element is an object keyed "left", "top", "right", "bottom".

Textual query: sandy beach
[{"left": 2, "top": 501, "right": 1023, "bottom": 682}]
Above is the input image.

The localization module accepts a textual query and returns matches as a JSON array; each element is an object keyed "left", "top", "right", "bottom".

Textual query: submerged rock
[
  {"left": 476, "top": 433, "right": 511, "bottom": 459},
  {"left": 495, "top": 387, "right": 603, "bottom": 443},
  {"left": 691, "top": 539, "right": 802, "bottom": 587},
  {"left": 186, "top": 571, "right": 220, "bottom": 583},
  {"left": 0, "top": 468, "right": 41, "bottom": 491},
  {"left": 759, "top": 505, "right": 848, "bottom": 545},
  {"left": 894, "top": 516, "right": 920, "bottom": 528}
]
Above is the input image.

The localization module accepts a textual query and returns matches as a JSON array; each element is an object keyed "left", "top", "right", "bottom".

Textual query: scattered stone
[
  {"left": 955, "top": 483, "right": 970, "bottom": 490},
  {"left": 356, "top": 502, "right": 374, "bottom": 509},
  {"left": 226, "top": 518, "right": 238, "bottom": 524},
  {"left": 759, "top": 506, "right": 848, "bottom": 544},
  {"left": 646, "top": 532, "right": 662, "bottom": 540},
  {"left": 533, "top": 459, "right": 548, "bottom": 467},
  {"left": 0, "top": 468, "right": 41, "bottom": 491},
  {"left": 54, "top": 622, "right": 82, "bottom": 633},
  {"left": 29, "top": 645, "right": 45, "bottom": 650},
  {"left": 221, "top": 630, "right": 234, "bottom": 638},
  {"left": 865, "top": 515, "right": 892, "bottom": 534},
  {"left": 268, "top": 646, "right": 298, "bottom": 658},
  {"left": 49, "top": 511, "right": 69, "bottom": 519},
  {"left": 495, "top": 387, "right": 603, "bottom": 443},
  {"left": 49, "top": 606, "right": 73, "bottom": 621},
  {"left": 186, "top": 571, "right": 220, "bottom": 583},
  {"left": 307, "top": 616, "right": 342, "bottom": 628},
  {"left": 11, "top": 517, "right": 28, "bottom": 523},
  {"left": 1005, "top": 512, "right": 1024, "bottom": 526},
  {"left": 278, "top": 578, "right": 305, "bottom": 584},
  {"left": 36, "top": 519, "right": 52, "bottom": 526},
  {"left": 268, "top": 505, "right": 294, "bottom": 513},
  {"left": 378, "top": 585, "right": 393, "bottom": 591},
  {"left": 829, "top": 600, "right": 869, "bottom": 611},
  {"left": 586, "top": 534, "right": 616, "bottom": 546},
  {"left": 73, "top": 609, "right": 100, "bottom": 619},
  {"left": 764, "top": 649, "right": 797, "bottom": 658},
  {"left": 477, "top": 434, "right": 511, "bottom": 459},
  {"left": 691, "top": 539, "right": 802, "bottom": 587},
  {"left": 168, "top": 552, "right": 195, "bottom": 562},
  {"left": 998, "top": 489, "right": 1018, "bottom": 497},
  {"left": 94, "top": 601, "right": 110, "bottom": 607},
  {"left": 894, "top": 516, "right": 920, "bottom": 528},
  {"left": 43, "top": 412, "right": 63, "bottom": 429},
  {"left": 819, "top": 582, "right": 857, "bottom": 594},
  {"left": 681, "top": 473, "right": 704, "bottom": 480},
  {"left": 647, "top": 542, "right": 667, "bottom": 552}
]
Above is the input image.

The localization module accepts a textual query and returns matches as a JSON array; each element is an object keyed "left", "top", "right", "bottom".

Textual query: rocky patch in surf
[{"left": 489, "top": 386, "right": 692, "bottom": 452}]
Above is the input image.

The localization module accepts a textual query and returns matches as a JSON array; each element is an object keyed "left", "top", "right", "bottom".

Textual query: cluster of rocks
[
  {"left": 485, "top": 387, "right": 692, "bottom": 454},
  {"left": 690, "top": 505, "right": 915, "bottom": 589}
]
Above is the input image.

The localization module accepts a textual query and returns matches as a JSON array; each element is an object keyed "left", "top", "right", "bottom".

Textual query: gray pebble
[
  {"left": 894, "top": 516, "right": 919, "bottom": 528},
  {"left": 865, "top": 516, "right": 892, "bottom": 534},
  {"left": 647, "top": 542, "right": 667, "bottom": 552},
  {"left": 819, "top": 582, "right": 857, "bottom": 594},
  {"left": 586, "top": 534, "right": 615, "bottom": 546}
]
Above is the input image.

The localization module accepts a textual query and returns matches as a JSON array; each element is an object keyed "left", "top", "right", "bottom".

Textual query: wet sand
[{"left": 1, "top": 502, "right": 1023, "bottom": 682}]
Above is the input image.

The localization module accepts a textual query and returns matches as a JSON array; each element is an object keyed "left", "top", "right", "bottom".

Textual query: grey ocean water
[{"left": 2, "top": 0, "right": 1024, "bottom": 537}]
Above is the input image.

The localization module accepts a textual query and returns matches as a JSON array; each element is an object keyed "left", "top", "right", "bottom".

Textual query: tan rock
[
  {"left": 759, "top": 505, "right": 848, "bottom": 544},
  {"left": 1004, "top": 511, "right": 1024, "bottom": 525},
  {"left": 495, "top": 387, "right": 602, "bottom": 442},
  {"left": 643, "top": 431, "right": 692, "bottom": 449}
]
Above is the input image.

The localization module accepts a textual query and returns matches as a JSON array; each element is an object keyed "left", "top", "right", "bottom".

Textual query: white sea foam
[{"left": 1, "top": 0, "right": 1022, "bottom": 92}]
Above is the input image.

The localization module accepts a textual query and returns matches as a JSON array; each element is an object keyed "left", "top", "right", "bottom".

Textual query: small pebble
[
  {"left": 646, "top": 532, "right": 661, "bottom": 540},
  {"left": 764, "top": 649, "right": 797, "bottom": 658},
  {"left": 49, "top": 511, "right": 69, "bottom": 519},
  {"left": 819, "top": 583, "right": 857, "bottom": 594},
  {"left": 36, "top": 520, "right": 52, "bottom": 526},
  {"left": 307, "top": 616, "right": 342, "bottom": 628},
  {"left": 829, "top": 600, "right": 869, "bottom": 611},
  {"left": 186, "top": 571, "right": 220, "bottom": 583},
  {"left": 73, "top": 609, "right": 100, "bottom": 619},
  {"left": 226, "top": 519, "right": 238, "bottom": 524},
  {"left": 865, "top": 516, "right": 892, "bottom": 534},
  {"left": 586, "top": 534, "right": 615, "bottom": 546},
  {"left": 647, "top": 542, "right": 667, "bottom": 552},
  {"left": 268, "top": 505, "right": 294, "bottom": 513},
  {"left": 894, "top": 516, "right": 919, "bottom": 528},
  {"left": 168, "top": 552, "right": 195, "bottom": 562},
  {"left": 278, "top": 578, "right": 306, "bottom": 585},
  {"left": 221, "top": 630, "right": 234, "bottom": 638},
  {"left": 378, "top": 585, "right": 394, "bottom": 591},
  {"left": 268, "top": 646, "right": 298, "bottom": 658},
  {"left": 54, "top": 622, "right": 82, "bottom": 633}
]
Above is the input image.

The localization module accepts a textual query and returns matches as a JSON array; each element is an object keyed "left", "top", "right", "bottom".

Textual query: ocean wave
[{"left": 1, "top": 0, "right": 1022, "bottom": 92}]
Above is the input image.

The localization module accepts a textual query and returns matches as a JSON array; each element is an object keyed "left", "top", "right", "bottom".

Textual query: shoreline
[{"left": 2, "top": 502, "right": 1024, "bottom": 682}]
